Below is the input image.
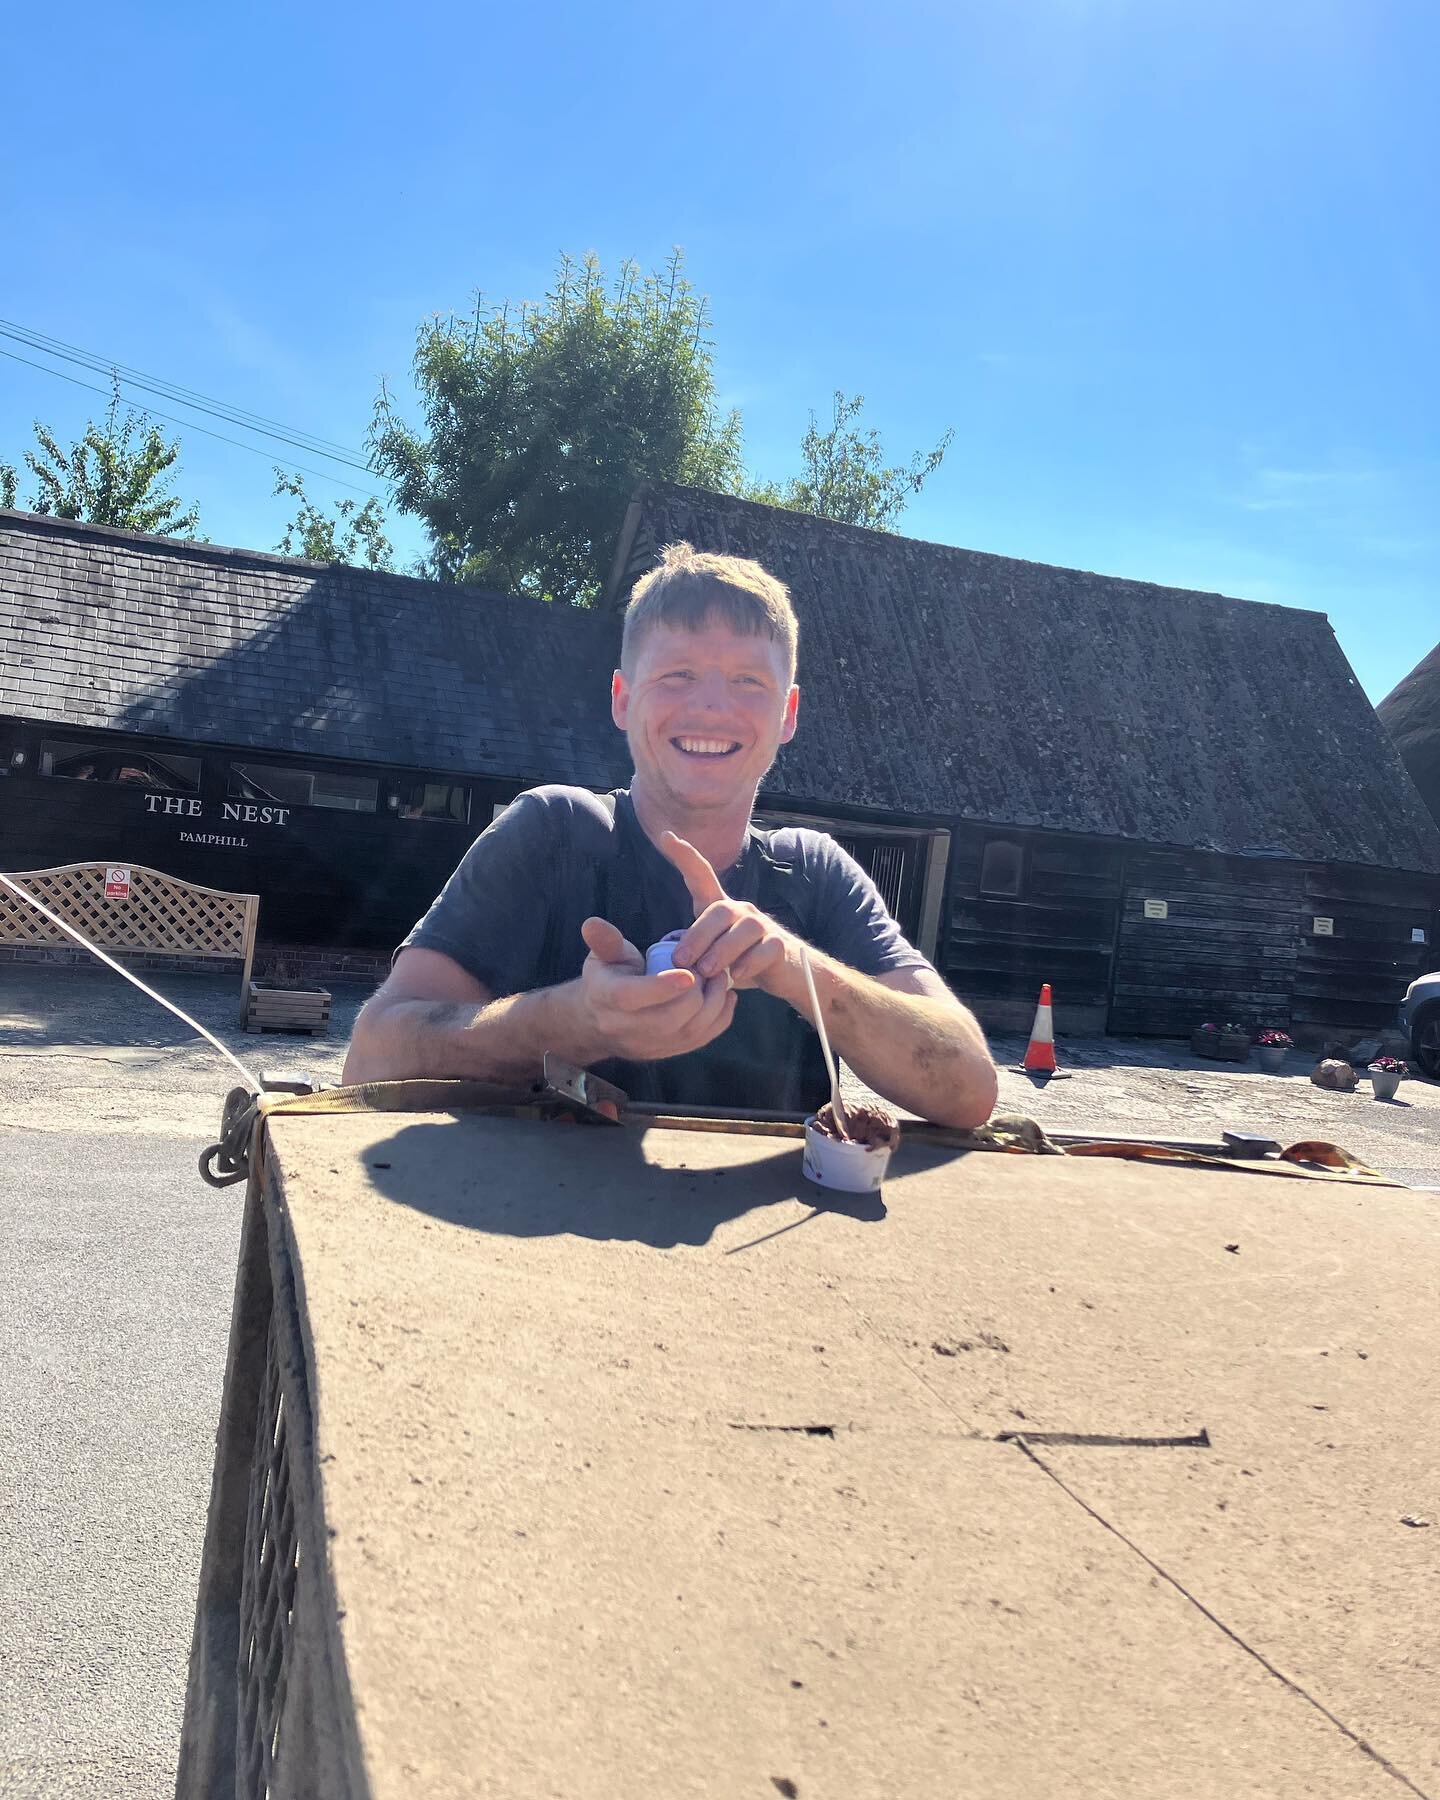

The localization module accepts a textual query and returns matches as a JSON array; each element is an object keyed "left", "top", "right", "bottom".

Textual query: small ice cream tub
[
  {"left": 802, "top": 1116, "right": 894, "bottom": 1192},
  {"left": 645, "top": 930, "right": 687, "bottom": 976}
]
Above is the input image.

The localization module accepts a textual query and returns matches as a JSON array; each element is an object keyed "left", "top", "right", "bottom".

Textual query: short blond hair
[{"left": 621, "top": 541, "right": 799, "bottom": 680}]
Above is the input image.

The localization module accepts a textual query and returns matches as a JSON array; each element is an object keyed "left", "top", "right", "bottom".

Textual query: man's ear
[
  {"left": 611, "top": 668, "right": 629, "bottom": 731},
  {"left": 779, "top": 683, "right": 800, "bottom": 745}
]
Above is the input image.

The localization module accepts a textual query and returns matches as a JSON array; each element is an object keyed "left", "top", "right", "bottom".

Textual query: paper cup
[
  {"left": 645, "top": 931, "right": 687, "bottom": 975},
  {"left": 803, "top": 1116, "right": 893, "bottom": 1192}
]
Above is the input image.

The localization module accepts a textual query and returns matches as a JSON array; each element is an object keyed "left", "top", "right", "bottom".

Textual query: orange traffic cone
[{"left": 1013, "top": 984, "right": 1069, "bottom": 1077}]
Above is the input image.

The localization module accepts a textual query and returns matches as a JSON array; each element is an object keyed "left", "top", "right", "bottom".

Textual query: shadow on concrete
[
  {"left": 723, "top": 1189, "right": 887, "bottom": 1256},
  {"left": 0, "top": 963, "right": 369, "bottom": 1054},
  {"left": 358, "top": 1117, "right": 894, "bottom": 1251}
]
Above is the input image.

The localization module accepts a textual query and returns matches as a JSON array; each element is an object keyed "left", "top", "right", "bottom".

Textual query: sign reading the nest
[{"left": 141, "top": 795, "right": 292, "bottom": 826}]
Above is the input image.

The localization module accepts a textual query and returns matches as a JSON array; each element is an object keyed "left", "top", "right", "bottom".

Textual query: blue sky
[{"left": 2, "top": 0, "right": 1434, "bottom": 701}]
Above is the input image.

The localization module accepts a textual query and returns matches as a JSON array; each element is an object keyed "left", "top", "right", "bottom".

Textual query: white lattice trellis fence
[{"left": 0, "top": 861, "right": 259, "bottom": 1019}]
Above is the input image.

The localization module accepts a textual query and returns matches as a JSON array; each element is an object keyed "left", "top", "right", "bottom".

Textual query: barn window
[
  {"left": 392, "top": 780, "right": 470, "bottom": 823},
  {"left": 832, "top": 833, "right": 912, "bottom": 920},
  {"left": 40, "top": 739, "right": 200, "bottom": 791},
  {"left": 979, "top": 839, "right": 1025, "bottom": 897},
  {"left": 229, "top": 761, "right": 378, "bottom": 813}
]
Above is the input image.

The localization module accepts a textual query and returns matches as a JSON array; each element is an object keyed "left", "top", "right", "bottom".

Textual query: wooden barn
[
  {"left": 0, "top": 508, "right": 628, "bottom": 981},
  {"left": 0, "top": 508, "right": 958, "bottom": 981},
  {"left": 3, "top": 497, "right": 1437, "bottom": 1040},
  {"left": 608, "top": 485, "right": 1440, "bottom": 1042},
  {"left": 1378, "top": 640, "right": 1440, "bottom": 831}
]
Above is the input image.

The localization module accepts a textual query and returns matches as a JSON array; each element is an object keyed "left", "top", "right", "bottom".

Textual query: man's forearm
[
  {"left": 779, "top": 951, "right": 997, "bottom": 1128},
  {"left": 342, "top": 981, "right": 604, "bottom": 1086}
]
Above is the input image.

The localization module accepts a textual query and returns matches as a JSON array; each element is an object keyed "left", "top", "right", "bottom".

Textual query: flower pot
[
  {"left": 1369, "top": 1067, "right": 1401, "bottom": 1101},
  {"left": 1192, "top": 1028, "right": 1250, "bottom": 1062},
  {"left": 1258, "top": 1046, "right": 1288, "bottom": 1073},
  {"left": 246, "top": 979, "right": 332, "bottom": 1036}
]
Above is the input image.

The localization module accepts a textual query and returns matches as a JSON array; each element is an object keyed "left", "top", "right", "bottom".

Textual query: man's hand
[
  {"left": 660, "top": 830, "right": 996, "bottom": 1128},
  {"left": 576, "top": 915, "right": 736, "bottom": 1061},
  {"left": 660, "top": 832, "right": 798, "bottom": 998}
]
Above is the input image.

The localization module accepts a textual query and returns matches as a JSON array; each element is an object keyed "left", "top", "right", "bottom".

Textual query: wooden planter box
[
  {"left": 1191, "top": 1028, "right": 1250, "bottom": 1062},
  {"left": 246, "top": 980, "right": 332, "bottom": 1037}
]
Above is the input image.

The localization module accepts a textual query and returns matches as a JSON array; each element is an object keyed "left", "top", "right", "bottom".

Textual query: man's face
[{"left": 612, "top": 619, "right": 799, "bottom": 813}]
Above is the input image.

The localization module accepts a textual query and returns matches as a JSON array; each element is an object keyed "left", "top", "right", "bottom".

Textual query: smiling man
[{"left": 343, "top": 543, "right": 997, "bottom": 1126}]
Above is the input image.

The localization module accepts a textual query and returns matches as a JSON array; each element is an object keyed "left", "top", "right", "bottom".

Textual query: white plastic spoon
[{"left": 799, "top": 944, "right": 852, "bottom": 1140}]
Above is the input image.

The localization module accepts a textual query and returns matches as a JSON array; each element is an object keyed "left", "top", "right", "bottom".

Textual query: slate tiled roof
[
  {"left": 1378, "top": 642, "right": 1440, "bottom": 832},
  {"left": 0, "top": 508, "right": 630, "bottom": 789},
  {"left": 6, "top": 501, "right": 1438, "bottom": 875},
  {"left": 607, "top": 484, "right": 1440, "bottom": 873}
]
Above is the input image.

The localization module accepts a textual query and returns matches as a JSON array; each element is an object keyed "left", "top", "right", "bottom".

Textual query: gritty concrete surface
[
  {"left": 248, "top": 1111, "right": 1440, "bottom": 1797},
  {"left": 0, "top": 966, "right": 372, "bottom": 1146},
  {"left": 2, "top": 962, "right": 1438, "bottom": 1797},
  {"left": 0, "top": 966, "right": 371, "bottom": 1800},
  {"left": 0, "top": 1132, "right": 244, "bottom": 1799}
]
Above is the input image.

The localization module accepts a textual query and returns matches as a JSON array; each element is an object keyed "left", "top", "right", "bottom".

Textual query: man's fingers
[
  {"left": 671, "top": 903, "right": 736, "bottom": 970},
  {"left": 725, "top": 938, "right": 785, "bottom": 990},
  {"left": 612, "top": 973, "right": 735, "bottom": 1060},
  {"left": 659, "top": 831, "right": 727, "bottom": 916},
  {"left": 694, "top": 914, "right": 765, "bottom": 978},
  {"left": 701, "top": 972, "right": 739, "bottom": 1027},
  {"left": 671, "top": 973, "right": 736, "bottom": 1051},
  {"left": 581, "top": 916, "right": 643, "bottom": 969},
  {"left": 580, "top": 903, "right": 738, "bottom": 1058},
  {"left": 601, "top": 964, "right": 699, "bottom": 1013},
  {"left": 610, "top": 976, "right": 711, "bottom": 1045},
  {"left": 696, "top": 979, "right": 739, "bottom": 1043}
]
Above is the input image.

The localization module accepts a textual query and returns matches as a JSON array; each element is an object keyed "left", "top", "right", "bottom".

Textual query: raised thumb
[{"left": 581, "top": 916, "right": 640, "bottom": 966}]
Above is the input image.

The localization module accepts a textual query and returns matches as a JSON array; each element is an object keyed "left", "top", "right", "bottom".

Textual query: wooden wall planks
[
  {"left": 942, "top": 828, "right": 1439, "bottom": 1042},
  {"left": 941, "top": 825, "right": 1123, "bottom": 1032}
]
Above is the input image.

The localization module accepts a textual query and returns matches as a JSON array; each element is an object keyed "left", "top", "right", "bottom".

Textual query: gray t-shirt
[{"left": 402, "top": 784, "right": 931, "bottom": 1112}]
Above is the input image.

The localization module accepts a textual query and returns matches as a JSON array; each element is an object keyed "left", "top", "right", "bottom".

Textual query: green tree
[
  {"left": 372, "top": 250, "right": 744, "bottom": 603},
  {"left": 749, "top": 391, "right": 952, "bottom": 532},
  {"left": 0, "top": 462, "right": 15, "bottom": 508},
  {"left": 274, "top": 470, "right": 395, "bottom": 570},
  {"left": 13, "top": 378, "right": 200, "bottom": 535}
]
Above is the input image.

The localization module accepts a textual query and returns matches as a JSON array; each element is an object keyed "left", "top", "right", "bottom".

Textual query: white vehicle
[{"left": 1399, "top": 970, "right": 1440, "bottom": 1078}]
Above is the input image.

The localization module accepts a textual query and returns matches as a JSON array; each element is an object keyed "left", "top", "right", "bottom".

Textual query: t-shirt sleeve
[
  {"left": 800, "top": 832, "right": 934, "bottom": 979},
  {"left": 398, "top": 789, "right": 561, "bottom": 995}
]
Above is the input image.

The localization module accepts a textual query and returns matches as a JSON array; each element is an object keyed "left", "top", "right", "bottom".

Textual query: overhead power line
[
  {"left": 1, "top": 324, "right": 360, "bottom": 464},
  {"left": 0, "top": 318, "right": 366, "bottom": 460},
  {"left": 0, "top": 345, "right": 387, "bottom": 501},
  {"left": 0, "top": 319, "right": 376, "bottom": 474}
]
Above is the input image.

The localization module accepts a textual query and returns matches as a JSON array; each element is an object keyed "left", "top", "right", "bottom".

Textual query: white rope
[{"left": 0, "top": 871, "right": 261, "bottom": 1091}]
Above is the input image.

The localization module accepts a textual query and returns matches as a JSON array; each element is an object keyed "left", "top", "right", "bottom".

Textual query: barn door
[{"left": 1109, "top": 852, "right": 1301, "bottom": 1037}]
